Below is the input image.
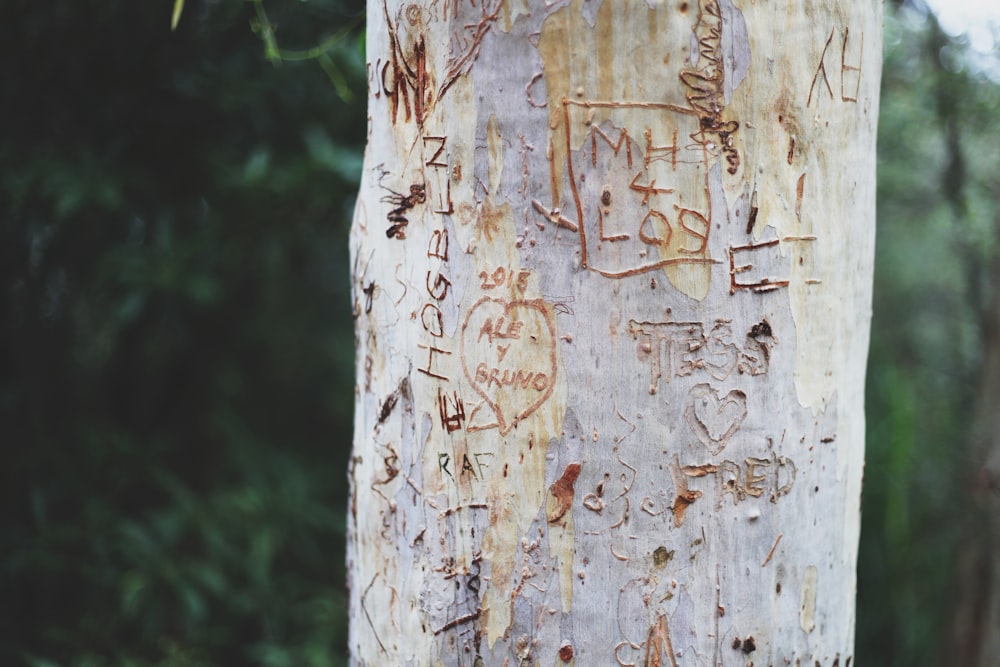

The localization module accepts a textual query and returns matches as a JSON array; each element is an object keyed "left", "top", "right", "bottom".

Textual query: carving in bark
[{"left": 350, "top": 1, "right": 881, "bottom": 664}]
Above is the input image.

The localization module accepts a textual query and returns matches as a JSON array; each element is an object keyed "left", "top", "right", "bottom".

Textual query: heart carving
[
  {"left": 460, "top": 297, "right": 557, "bottom": 435},
  {"left": 684, "top": 384, "right": 747, "bottom": 455}
]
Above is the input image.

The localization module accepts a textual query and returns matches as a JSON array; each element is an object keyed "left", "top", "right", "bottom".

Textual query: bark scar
[{"left": 547, "top": 462, "right": 582, "bottom": 523}]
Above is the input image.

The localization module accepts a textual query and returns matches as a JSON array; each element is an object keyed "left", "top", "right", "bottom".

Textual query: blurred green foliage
[
  {"left": 1, "top": 1, "right": 998, "bottom": 666},
  {"left": 1, "top": 1, "right": 364, "bottom": 665},
  {"left": 859, "top": 5, "right": 1000, "bottom": 665}
]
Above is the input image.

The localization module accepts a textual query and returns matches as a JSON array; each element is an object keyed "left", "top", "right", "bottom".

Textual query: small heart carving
[{"left": 684, "top": 383, "right": 747, "bottom": 455}]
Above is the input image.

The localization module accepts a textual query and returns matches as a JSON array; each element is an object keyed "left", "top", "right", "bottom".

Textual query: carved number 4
[{"left": 629, "top": 172, "right": 674, "bottom": 205}]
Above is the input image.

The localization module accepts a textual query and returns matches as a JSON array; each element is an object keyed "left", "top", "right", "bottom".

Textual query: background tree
[{"left": 858, "top": 4, "right": 1000, "bottom": 665}]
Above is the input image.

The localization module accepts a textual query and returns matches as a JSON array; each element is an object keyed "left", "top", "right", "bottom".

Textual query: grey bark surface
[{"left": 347, "top": 1, "right": 881, "bottom": 665}]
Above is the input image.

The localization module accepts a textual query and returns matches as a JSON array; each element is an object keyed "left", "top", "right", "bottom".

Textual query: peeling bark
[{"left": 349, "top": 1, "right": 881, "bottom": 664}]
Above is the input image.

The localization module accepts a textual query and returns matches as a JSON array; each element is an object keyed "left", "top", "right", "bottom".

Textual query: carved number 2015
[{"left": 479, "top": 267, "right": 530, "bottom": 293}]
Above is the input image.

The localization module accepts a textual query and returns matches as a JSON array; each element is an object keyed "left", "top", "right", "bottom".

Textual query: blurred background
[{"left": 1, "top": 0, "right": 997, "bottom": 665}]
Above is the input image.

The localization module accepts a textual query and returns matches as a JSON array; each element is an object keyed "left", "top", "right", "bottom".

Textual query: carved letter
[
  {"left": 744, "top": 457, "right": 770, "bottom": 498},
  {"left": 807, "top": 28, "right": 836, "bottom": 107}
]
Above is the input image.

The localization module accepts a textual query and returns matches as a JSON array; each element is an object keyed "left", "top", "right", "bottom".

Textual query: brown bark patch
[
  {"left": 653, "top": 546, "right": 674, "bottom": 568},
  {"left": 547, "top": 463, "right": 582, "bottom": 523}
]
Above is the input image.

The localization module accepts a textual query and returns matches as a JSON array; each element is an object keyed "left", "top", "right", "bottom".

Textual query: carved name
[
  {"left": 670, "top": 453, "right": 797, "bottom": 527},
  {"left": 628, "top": 318, "right": 774, "bottom": 394},
  {"left": 460, "top": 297, "right": 557, "bottom": 434}
]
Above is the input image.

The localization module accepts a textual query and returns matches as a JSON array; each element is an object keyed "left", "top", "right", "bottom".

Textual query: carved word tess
[{"left": 628, "top": 318, "right": 773, "bottom": 394}]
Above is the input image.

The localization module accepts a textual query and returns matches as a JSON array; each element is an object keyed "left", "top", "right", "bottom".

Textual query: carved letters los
[{"left": 538, "top": 103, "right": 720, "bottom": 280}]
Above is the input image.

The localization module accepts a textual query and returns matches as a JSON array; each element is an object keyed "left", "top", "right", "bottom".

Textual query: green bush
[{"left": 1, "top": 2, "right": 364, "bottom": 665}]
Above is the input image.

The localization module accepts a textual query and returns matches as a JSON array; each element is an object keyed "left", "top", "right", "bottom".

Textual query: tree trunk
[
  {"left": 347, "top": 1, "right": 881, "bottom": 665},
  {"left": 949, "top": 248, "right": 1000, "bottom": 667}
]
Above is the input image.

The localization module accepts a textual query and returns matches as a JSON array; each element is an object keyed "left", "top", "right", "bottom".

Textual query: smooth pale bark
[{"left": 348, "top": 1, "right": 881, "bottom": 665}]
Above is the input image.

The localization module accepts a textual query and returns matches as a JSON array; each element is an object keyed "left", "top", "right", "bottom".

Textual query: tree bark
[
  {"left": 348, "top": 1, "right": 881, "bottom": 665},
  {"left": 949, "top": 248, "right": 1000, "bottom": 667}
]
